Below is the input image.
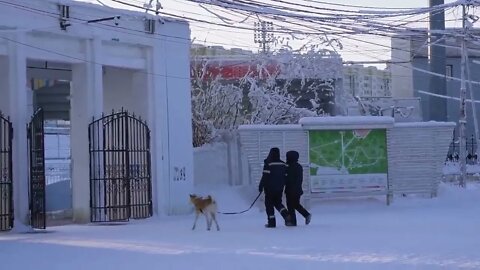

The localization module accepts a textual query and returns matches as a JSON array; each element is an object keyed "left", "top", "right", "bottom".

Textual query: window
[{"left": 446, "top": 65, "right": 453, "bottom": 81}]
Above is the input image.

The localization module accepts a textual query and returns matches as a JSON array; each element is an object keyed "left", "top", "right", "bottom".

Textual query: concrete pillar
[
  {"left": 0, "top": 57, "right": 9, "bottom": 112},
  {"left": 151, "top": 30, "right": 194, "bottom": 215},
  {"left": 147, "top": 44, "right": 169, "bottom": 215},
  {"left": 5, "top": 34, "right": 30, "bottom": 230},
  {"left": 70, "top": 38, "right": 103, "bottom": 223}
]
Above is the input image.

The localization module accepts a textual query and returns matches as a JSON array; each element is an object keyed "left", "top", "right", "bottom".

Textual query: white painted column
[
  {"left": 147, "top": 44, "right": 170, "bottom": 215},
  {"left": 6, "top": 34, "right": 30, "bottom": 230},
  {"left": 153, "top": 29, "right": 194, "bottom": 215},
  {"left": 70, "top": 38, "right": 103, "bottom": 223},
  {"left": 0, "top": 56, "right": 9, "bottom": 113}
]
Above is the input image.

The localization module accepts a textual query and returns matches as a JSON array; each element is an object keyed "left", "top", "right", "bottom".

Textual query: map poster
[{"left": 308, "top": 129, "right": 388, "bottom": 192}]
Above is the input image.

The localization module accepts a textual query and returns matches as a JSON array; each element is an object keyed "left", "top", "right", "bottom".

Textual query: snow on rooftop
[
  {"left": 299, "top": 116, "right": 395, "bottom": 130},
  {"left": 238, "top": 118, "right": 456, "bottom": 131},
  {"left": 238, "top": 124, "right": 302, "bottom": 131},
  {"left": 394, "top": 121, "right": 457, "bottom": 128}
]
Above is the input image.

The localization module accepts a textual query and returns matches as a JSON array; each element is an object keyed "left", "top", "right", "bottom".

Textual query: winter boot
[
  {"left": 280, "top": 208, "right": 293, "bottom": 226},
  {"left": 305, "top": 214, "right": 312, "bottom": 225},
  {"left": 265, "top": 216, "right": 276, "bottom": 228},
  {"left": 287, "top": 211, "right": 297, "bottom": 226}
]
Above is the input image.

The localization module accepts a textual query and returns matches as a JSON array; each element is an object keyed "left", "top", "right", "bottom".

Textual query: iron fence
[
  {"left": 89, "top": 110, "right": 152, "bottom": 222},
  {"left": 446, "top": 134, "right": 478, "bottom": 164},
  {"left": 0, "top": 112, "right": 13, "bottom": 231},
  {"left": 28, "top": 108, "right": 46, "bottom": 229}
]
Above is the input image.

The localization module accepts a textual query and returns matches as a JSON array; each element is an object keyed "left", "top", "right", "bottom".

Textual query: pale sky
[{"left": 83, "top": 0, "right": 465, "bottom": 64}]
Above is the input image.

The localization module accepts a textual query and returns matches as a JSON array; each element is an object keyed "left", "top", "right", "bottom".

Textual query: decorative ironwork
[
  {"left": 446, "top": 130, "right": 478, "bottom": 164},
  {"left": 0, "top": 111, "right": 13, "bottom": 231},
  {"left": 28, "top": 108, "right": 46, "bottom": 229},
  {"left": 89, "top": 110, "right": 152, "bottom": 222}
]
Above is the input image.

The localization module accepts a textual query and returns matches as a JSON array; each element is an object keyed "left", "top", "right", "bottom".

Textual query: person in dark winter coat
[
  {"left": 285, "top": 150, "right": 311, "bottom": 226},
  {"left": 258, "top": 147, "right": 291, "bottom": 228}
]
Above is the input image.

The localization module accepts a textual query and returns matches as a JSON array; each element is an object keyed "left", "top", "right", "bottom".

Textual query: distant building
[
  {"left": 342, "top": 65, "right": 421, "bottom": 122},
  {"left": 390, "top": 29, "right": 480, "bottom": 135},
  {"left": 343, "top": 65, "right": 392, "bottom": 98}
]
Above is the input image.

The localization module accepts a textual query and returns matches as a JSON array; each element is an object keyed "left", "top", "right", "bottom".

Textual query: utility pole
[
  {"left": 459, "top": 4, "right": 468, "bottom": 188},
  {"left": 254, "top": 20, "right": 274, "bottom": 54},
  {"left": 429, "top": 0, "right": 447, "bottom": 122}
]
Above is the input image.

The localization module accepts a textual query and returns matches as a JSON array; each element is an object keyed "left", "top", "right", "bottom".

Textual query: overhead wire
[{"left": 3, "top": 0, "right": 478, "bottom": 85}]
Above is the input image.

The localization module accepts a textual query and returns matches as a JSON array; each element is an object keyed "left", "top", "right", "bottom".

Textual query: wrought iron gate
[
  {"left": 89, "top": 111, "right": 152, "bottom": 222},
  {"left": 28, "top": 108, "right": 46, "bottom": 229},
  {"left": 0, "top": 112, "right": 13, "bottom": 231}
]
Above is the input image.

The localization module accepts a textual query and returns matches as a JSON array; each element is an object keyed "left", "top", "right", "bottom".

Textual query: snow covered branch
[{"left": 191, "top": 46, "right": 341, "bottom": 146}]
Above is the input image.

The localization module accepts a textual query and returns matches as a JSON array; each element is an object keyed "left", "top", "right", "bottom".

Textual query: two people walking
[{"left": 258, "top": 147, "right": 311, "bottom": 228}]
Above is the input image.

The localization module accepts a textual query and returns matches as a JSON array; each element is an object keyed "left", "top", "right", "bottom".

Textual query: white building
[
  {"left": 342, "top": 65, "right": 421, "bottom": 122},
  {"left": 343, "top": 65, "right": 392, "bottom": 98},
  {"left": 0, "top": 0, "right": 193, "bottom": 231}
]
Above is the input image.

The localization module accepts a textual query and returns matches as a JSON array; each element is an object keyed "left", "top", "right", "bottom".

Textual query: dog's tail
[{"left": 207, "top": 195, "right": 217, "bottom": 212}]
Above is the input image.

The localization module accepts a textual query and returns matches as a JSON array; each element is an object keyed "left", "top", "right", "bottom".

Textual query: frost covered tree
[{"left": 191, "top": 46, "right": 342, "bottom": 147}]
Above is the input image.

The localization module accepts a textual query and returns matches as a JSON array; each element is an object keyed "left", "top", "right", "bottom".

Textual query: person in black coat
[
  {"left": 285, "top": 150, "right": 311, "bottom": 226},
  {"left": 258, "top": 147, "right": 291, "bottom": 228}
]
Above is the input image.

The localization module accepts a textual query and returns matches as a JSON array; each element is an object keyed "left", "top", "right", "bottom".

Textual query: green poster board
[{"left": 309, "top": 129, "right": 388, "bottom": 192}]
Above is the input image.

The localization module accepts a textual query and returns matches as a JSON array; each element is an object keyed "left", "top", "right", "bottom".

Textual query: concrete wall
[
  {"left": 103, "top": 67, "right": 134, "bottom": 112},
  {"left": 194, "top": 144, "right": 229, "bottom": 187},
  {"left": 193, "top": 133, "right": 248, "bottom": 187},
  {"left": 103, "top": 67, "right": 150, "bottom": 120}
]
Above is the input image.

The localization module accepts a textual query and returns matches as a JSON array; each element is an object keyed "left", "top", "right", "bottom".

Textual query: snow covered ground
[{"left": 1, "top": 184, "right": 480, "bottom": 270}]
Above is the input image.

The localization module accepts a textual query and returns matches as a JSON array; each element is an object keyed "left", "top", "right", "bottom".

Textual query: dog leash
[{"left": 217, "top": 191, "right": 263, "bottom": 215}]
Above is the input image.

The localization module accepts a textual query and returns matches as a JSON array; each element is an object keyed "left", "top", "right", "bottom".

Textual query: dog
[{"left": 189, "top": 194, "right": 220, "bottom": 231}]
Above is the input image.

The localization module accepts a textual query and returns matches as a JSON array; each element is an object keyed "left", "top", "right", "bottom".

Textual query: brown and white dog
[{"left": 189, "top": 194, "right": 220, "bottom": 231}]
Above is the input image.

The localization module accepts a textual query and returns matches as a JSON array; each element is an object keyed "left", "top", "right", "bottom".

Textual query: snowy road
[{"left": 1, "top": 184, "right": 479, "bottom": 270}]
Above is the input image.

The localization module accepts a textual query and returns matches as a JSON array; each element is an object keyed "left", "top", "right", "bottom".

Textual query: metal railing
[{"left": 446, "top": 134, "right": 478, "bottom": 164}]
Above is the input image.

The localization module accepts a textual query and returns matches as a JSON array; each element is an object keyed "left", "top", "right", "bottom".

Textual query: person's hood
[
  {"left": 267, "top": 147, "right": 280, "bottom": 161},
  {"left": 286, "top": 150, "right": 299, "bottom": 164}
]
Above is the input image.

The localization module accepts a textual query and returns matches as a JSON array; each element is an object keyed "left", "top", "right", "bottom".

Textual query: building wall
[
  {"left": 103, "top": 67, "right": 135, "bottom": 113},
  {"left": 390, "top": 37, "right": 414, "bottom": 98}
]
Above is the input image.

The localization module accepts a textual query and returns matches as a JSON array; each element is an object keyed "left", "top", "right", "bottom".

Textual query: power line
[
  {"left": 3, "top": 0, "right": 473, "bottom": 62},
  {"left": 2, "top": 0, "right": 476, "bottom": 82}
]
